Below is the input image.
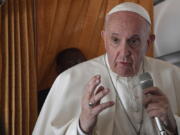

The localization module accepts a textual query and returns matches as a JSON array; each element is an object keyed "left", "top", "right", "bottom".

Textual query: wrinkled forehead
[
  {"left": 106, "top": 11, "right": 148, "bottom": 29},
  {"left": 105, "top": 11, "right": 150, "bottom": 38}
]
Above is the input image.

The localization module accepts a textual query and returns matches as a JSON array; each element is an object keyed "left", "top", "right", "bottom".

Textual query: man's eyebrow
[
  {"left": 111, "top": 33, "right": 141, "bottom": 40},
  {"left": 111, "top": 33, "right": 119, "bottom": 36},
  {"left": 129, "top": 34, "right": 140, "bottom": 39}
]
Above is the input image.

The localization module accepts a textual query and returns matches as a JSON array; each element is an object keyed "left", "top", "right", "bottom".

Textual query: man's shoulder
[
  {"left": 52, "top": 55, "right": 108, "bottom": 93},
  {"left": 145, "top": 56, "right": 180, "bottom": 72},
  {"left": 57, "top": 55, "right": 107, "bottom": 81},
  {"left": 65, "top": 55, "right": 106, "bottom": 73},
  {"left": 78, "top": 55, "right": 106, "bottom": 67}
]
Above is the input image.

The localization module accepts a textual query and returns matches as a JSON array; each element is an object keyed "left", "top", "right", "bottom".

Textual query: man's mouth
[{"left": 119, "top": 61, "right": 131, "bottom": 66}]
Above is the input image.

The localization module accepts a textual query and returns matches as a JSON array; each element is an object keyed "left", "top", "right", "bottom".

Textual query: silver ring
[{"left": 88, "top": 102, "right": 94, "bottom": 107}]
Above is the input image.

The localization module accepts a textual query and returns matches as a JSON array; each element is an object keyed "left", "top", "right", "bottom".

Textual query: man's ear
[
  {"left": 101, "top": 30, "right": 107, "bottom": 49},
  {"left": 101, "top": 30, "right": 105, "bottom": 40},
  {"left": 147, "top": 34, "right": 155, "bottom": 48}
]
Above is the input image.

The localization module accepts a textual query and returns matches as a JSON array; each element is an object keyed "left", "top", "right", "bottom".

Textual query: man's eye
[
  {"left": 128, "top": 38, "right": 140, "bottom": 48},
  {"left": 111, "top": 37, "right": 120, "bottom": 44}
]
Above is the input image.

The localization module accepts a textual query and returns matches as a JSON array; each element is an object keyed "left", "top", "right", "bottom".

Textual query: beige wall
[{"left": 154, "top": 0, "right": 180, "bottom": 57}]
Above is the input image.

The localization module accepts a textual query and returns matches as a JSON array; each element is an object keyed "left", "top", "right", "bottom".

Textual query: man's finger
[
  {"left": 143, "top": 87, "right": 163, "bottom": 96},
  {"left": 147, "top": 108, "right": 166, "bottom": 119},
  {"left": 92, "top": 101, "right": 114, "bottom": 116},
  {"left": 86, "top": 75, "right": 101, "bottom": 99},
  {"left": 143, "top": 95, "right": 159, "bottom": 107},
  {"left": 143, "top": 94, "right": 167, "bottom": 108},
  {"left": 92, "top": 88, "right": 110, "bottom": 105},
  {"left": 146, "top": 102, "right": 166, "bottom": 112}
]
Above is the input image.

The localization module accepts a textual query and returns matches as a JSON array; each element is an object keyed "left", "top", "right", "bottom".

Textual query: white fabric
[
  {"left": 107, "top": 2, "right": 151, "bottom": 24},
  {"left": 77, "top": 120, "right": 88, "bottom": 135},
  {"left": 33, "top": 55, "right": 180, "bottom": 135},
  {"left": 104, "top": 55, "right": 159, "bottom": 134}
]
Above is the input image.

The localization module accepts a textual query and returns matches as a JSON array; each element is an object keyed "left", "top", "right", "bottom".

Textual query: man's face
[{"left": 102, "top": 11, "right": 153, "bottom": 77}]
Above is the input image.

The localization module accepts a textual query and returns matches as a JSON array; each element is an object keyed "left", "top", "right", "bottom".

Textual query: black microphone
[{"left": 139, "top": 72, "right": 167, "bottom": 135}]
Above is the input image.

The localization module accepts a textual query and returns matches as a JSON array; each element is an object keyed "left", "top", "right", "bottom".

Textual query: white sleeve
[
  {"left": 174, "top": 114, "right": 180, "bottom": 134},
  {"left": 77, "top": 120, "right": 89, "bottom": 135},
  {"left": 32, "top": 74, "right": 82, "bottom": 135},
  {"left": 32, "top": 70, "right": 100, "bottom": 135}
]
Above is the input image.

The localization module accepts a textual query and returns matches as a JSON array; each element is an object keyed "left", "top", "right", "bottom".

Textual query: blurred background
[
  {"left": 0, "top": 0, "right": 179, "bottom": 134},
  {"left": 154, "top": 0, "right": 180, "bottom": 66}
]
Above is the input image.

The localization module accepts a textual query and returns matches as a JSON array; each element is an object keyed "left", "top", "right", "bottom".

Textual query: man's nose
[{"left": 118, "top": 42, "right": 131, "bottom": 57}]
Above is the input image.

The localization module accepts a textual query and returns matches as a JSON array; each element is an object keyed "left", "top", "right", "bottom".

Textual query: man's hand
[
  {"left": 143, "top": 87, "right": 177, "bottom": 133},
  {"left": 79, "top": 75, "right": 114, "bottom": 134}
]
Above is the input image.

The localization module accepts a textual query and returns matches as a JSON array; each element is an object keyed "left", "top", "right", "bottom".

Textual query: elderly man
[{"left": 33, "top": 2, "right": 180, "bottom": 135}]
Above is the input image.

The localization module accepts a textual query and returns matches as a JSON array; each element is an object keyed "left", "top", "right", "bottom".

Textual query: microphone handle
[
  {"left": 139, "top": 72, "right": 168, "bottom": 134},
  {"left": 154, "top": 117, "right": 167, "bottom": 135}
]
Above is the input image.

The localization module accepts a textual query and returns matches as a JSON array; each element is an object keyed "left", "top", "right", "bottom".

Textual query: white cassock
[{"left": 33, "top": 54, "right": 180, "bottom": 135}]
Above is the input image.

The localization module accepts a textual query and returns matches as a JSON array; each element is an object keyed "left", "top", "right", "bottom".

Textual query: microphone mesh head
[{"left": 139, "top": 72, "right": 153, "bottom": 89}]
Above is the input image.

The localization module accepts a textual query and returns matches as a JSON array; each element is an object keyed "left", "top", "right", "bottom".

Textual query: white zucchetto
[{"left": 107, "top": 2, "right": 151, "bottom": 24}]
